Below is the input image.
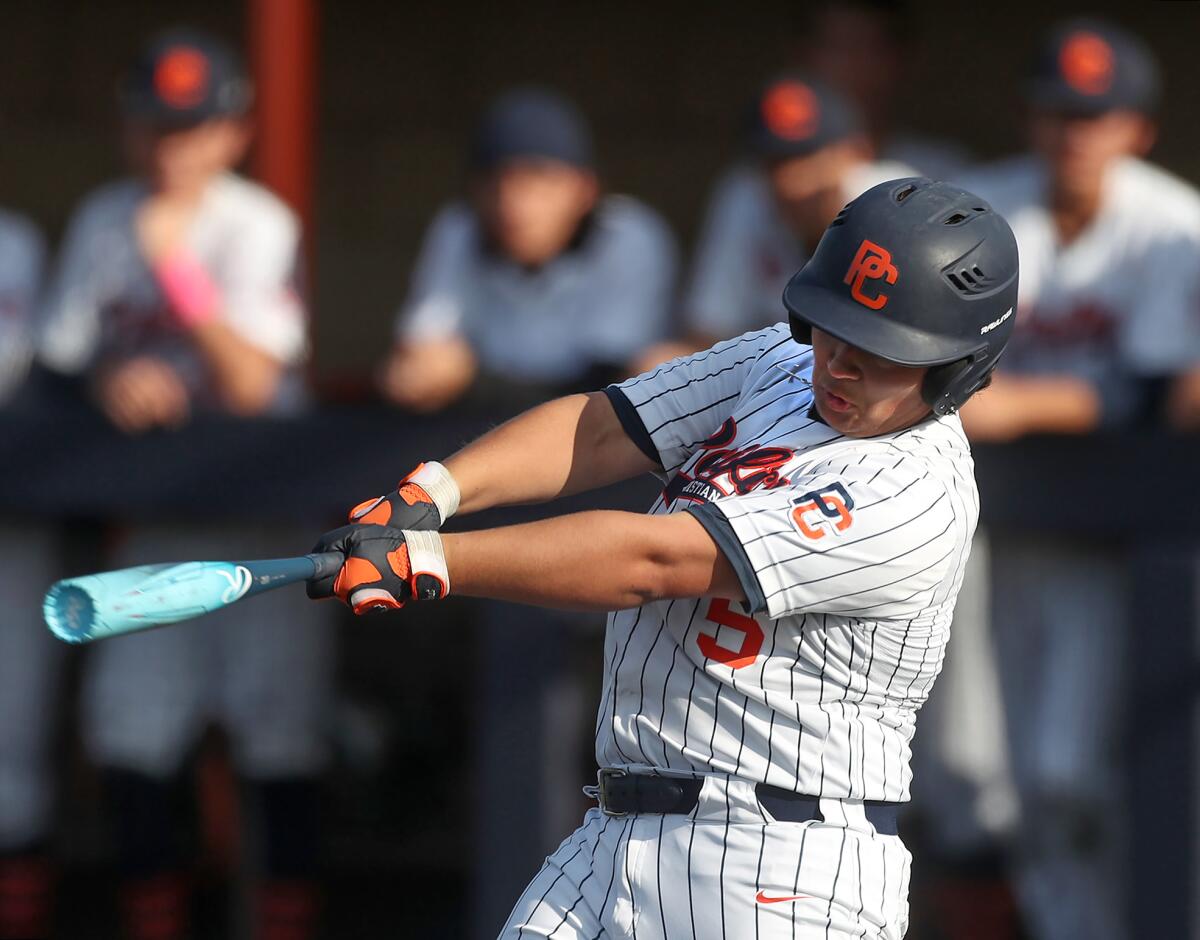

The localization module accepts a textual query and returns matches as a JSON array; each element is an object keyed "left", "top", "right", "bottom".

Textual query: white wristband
[
  {"left": 402, "top": 528, "right": 450, "bottom": 599},
  {"left": 406, "top": 461, "right": 461, "bottom": 521}
]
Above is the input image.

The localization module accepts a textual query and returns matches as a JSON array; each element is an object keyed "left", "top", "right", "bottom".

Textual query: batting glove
[
  {"left": 307, "top": 524, "right": 449, "bottom": 613},
  {"left": 348, "top": 462, "right": 459, "bottom": 530}
]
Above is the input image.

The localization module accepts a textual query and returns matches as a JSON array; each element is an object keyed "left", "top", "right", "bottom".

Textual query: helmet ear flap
[{"left": 923, "top": 357, "right": 996, "bottom": 416}]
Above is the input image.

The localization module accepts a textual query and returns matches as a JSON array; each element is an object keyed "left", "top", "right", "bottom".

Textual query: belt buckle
[{"left": 596, "top": 768, "right": 628, "bottom": 817}]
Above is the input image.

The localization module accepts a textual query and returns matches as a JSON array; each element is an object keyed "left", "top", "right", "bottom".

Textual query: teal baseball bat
[{"left": 42, "top": 552, "right": 344, "bottom": 644}]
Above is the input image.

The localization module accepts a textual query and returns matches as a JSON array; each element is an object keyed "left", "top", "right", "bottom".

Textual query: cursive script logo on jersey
[
  {"left": 844, "top": 239, "right": 898, "bottom": 310},
  {"left": 791, "top": 482, "right": 855, "bottom": 539},
  {"left": 664, "top": 418, "right": 793, "bottom": 506}
]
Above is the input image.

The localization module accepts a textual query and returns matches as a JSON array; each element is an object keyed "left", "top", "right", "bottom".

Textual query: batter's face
[
  {"left": 125, "top": 117, "right": 252, "bottom": 196},
  {"left": 809, "top": 328, "right": 930, "bottom": 437},
  {"left": 475, "top": 160, "right": 599, "bottom": 267}
]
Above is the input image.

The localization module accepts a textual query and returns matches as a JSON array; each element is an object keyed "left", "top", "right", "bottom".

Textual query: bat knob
[{"left": 44, "top": 584, "right": 97, "bottom": 643}]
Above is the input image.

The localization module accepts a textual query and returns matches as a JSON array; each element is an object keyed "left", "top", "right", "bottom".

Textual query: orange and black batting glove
[
  {"left": 307, "top": 524, "right": 449, "bottom": 613},
  {"left": 348, "top": 462, "right": 460, "bottom": 531}
]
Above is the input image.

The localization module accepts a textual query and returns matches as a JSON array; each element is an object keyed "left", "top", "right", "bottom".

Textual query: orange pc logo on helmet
[
  {"left": 844, "top": 239, "right": 898, "bottom": 310},
  {"left": 153, "top": 46, "right": 211, "bottom": 109},
  {"left": 761, "top": 81, "right": 820, "bottom": 141},
  {"left": 1059, "top": 31, "right": 1115, "bottom": 95}
]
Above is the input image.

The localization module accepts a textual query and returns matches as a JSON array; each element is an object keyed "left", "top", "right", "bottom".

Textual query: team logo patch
[
  {"left": 791, "top": 483, "right": 854, "bottom": 539},
  {"left": 1059, "top": 31, "right": 1114, "bottom": 95},
  {"left": 664, "top": 418, "right": 793, "bottom": 505},
  {"left": 844, "top": 239, "right": 898, "bottom": 311}
]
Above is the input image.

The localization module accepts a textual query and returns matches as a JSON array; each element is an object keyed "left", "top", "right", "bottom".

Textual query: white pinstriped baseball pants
[{"left": 499, "top": 776, "right": 911, "bottom": 939}]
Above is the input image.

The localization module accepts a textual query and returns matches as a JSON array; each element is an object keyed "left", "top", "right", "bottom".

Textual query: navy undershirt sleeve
[
  {"left": 603, "top": 385, "right": 663, "bottom": 468},
  {"left": 685, "top": 502, "right": 768, "bottom": 615}
]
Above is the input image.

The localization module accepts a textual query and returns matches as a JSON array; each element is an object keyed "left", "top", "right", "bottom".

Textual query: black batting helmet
[{"left": 784, "top": 177, "right": 1019, "bottom": 416}]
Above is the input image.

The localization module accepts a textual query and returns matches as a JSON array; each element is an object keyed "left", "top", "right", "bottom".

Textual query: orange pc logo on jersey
[
  {"left": 1059, "top": 31, "right": 1114, "bottom": 96},
  {"left": 154, "top": 47, "right": 211, "bottom": 109},
  {"left": 844, "top": 239, "right": 898, "bottom": 310},
  {"left": 761, "top": 81, "right": 820, "bottom": 141},
  {"left": 791, "top": 483, "right": 854, "bottom": 540}
]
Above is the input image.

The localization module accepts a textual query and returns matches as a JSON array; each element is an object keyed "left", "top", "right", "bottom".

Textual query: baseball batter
[
  {"left": 956, "top": 20, "right": 1200, "bottom": 940},
  {"left": 309, "top": 177, "right": 1020, "bottom": 938},
  {"left": 37, "top": 30, "right": 327, "bottom": 940}
]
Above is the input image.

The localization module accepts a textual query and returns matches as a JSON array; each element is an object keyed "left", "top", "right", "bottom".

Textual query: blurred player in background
[
  {"left": 797, "top": 0, "right": 968, "bottom": 181},
  {"left": 38, "top": 30, "right": 329, "bottom": 940},
  {"left": 960, "top": 19, "right": 1200, "bottom": 940},
  {"left": 0, "top": 209, "right": 51, "bottom": 940},
  {"left": 636, "top": 74, "right": 912, "bottom": 368},
  {"left": 379, "top": 88, "right": 677, "bottom": 924},
  {"left": 379, "top": 87, "right": 677, "bottom": 413}
]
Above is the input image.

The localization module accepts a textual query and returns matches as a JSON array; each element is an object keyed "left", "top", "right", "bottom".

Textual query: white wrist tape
[
  {"left": 406, "top": 461, "right": 461, "bottom": 521},
  {"left": 402, "top": 528, "right": 450, "bottom": 599}
]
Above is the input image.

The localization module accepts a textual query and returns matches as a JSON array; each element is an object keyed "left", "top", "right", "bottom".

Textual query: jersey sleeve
[
  {"left": 393, "top": 204, "right": 476, "bottom": 344},
  {"left": 606, "top": 326, "right": 791, "bottom": 475},
  {"left": 686, "top": 456, "right": 962, "bottom": 620},
  {"left": 577, "top": 200, "right": 677, "bottom": 365},
  {"left": 217, "top": 205, "right": 308, "bottom": 365},
  {"left": 680, "top": 170, "right": 760, "bottom": 339}
]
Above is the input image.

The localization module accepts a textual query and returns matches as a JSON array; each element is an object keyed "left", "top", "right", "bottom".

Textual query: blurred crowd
[{"left": 2, "top": 2, "right": 1200, "bottom": 938}]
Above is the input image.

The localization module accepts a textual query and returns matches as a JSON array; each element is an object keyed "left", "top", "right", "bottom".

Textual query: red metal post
[{"left": 248, "top": 0, "right": 316, "bottom": 233}]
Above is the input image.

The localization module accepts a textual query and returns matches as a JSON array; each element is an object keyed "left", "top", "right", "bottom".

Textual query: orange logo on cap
[
  {"left": 153, "top": 46, "right": 210, "bottom": 109},
  {"left": 761, "top": 82, "right": 820, "bottom": 141},
  {"left": 1059, "top": 31, "right": 1114, "bottom": 96},
  {"left": 844, "top": 239, "right": 898, "bottom": 310}
]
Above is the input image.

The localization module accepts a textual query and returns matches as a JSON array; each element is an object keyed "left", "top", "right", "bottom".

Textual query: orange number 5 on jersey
[{"left": 698, "top": 598, "right": 764, "bottom": 670}]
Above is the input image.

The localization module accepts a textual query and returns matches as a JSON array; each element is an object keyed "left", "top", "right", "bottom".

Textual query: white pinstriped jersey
[{"left": 600, "top": 325, "right": 978, "bottom": 802}]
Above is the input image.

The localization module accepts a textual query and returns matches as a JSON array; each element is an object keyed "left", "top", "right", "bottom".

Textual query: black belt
[{"left": 590, "top": 769, "right": 900, "bottom": 836}]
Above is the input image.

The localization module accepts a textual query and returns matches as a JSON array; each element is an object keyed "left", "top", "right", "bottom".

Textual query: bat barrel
[{"left": 42, "top": 551, "right": 345, "bottom": 644}]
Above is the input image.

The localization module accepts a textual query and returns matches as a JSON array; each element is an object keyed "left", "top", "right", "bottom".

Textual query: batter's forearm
[
  {"left": 444, "top": 392, "right": 658, "bottom": 516},
  {"left": 441, "top": 510, "right": 743, "bottom": 611}
]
